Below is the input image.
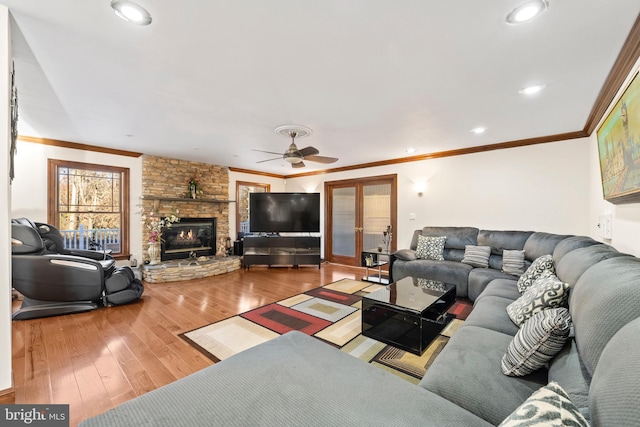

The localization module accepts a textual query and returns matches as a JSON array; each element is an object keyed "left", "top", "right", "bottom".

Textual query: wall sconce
[{"left": 414, "top": 181, "right": 426, "bottom": 197}]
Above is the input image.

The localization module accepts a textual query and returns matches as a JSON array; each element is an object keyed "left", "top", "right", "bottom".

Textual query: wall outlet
[
  {"left": 597, "top": 213, "right": 612, "bottom": 239},
  {"left": 409, "top": 213, "right": 416, "bottom": 220}
]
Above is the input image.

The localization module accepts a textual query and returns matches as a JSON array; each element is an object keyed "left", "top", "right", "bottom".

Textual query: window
[
  {"left": 235, "top": 181, "right": 270, "bottom": 237},
  {"left": 48, "top": 159, "right": 130, "bottom": 259}
]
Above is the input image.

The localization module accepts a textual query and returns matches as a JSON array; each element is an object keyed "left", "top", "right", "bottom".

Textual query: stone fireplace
[
  {"left": 162, "top": 217, "right": 216, "bottom": 261},
  {"left": 140, "top": 155, "right": 231, "bottom": 264}
]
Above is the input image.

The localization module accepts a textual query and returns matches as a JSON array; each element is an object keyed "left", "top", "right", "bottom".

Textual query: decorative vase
[
  {"left": 148, "top": 242, "right": 160, "bottom": 265},
  {"left": 190, "top": 187, "right": 197, "bottom": 199}
]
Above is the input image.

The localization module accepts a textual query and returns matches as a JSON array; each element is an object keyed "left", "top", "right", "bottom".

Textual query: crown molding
[
  {"left": 18, "top": 136, "right": 143, "bottom": 157},
  {"left": 583, "top": 13, "right": 640, "bottom": 135}
]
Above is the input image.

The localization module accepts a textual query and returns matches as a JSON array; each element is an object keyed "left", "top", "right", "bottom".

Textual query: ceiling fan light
[{"left": 285, "top": 156, "right": 303, "bottom": 164}]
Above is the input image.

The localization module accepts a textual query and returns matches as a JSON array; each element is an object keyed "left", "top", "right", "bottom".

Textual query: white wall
[
  {"left": 589, "top": 57, "right": 640, "bottom": 257},
  {"left": 1, "top": 4, "right": 12, "bottom": 394},
  {"left": 11, "top": 141, "right": 144, "bottom": 262},
  {"left": 286, "top": 138, "right": 591, "bottom": 250}
]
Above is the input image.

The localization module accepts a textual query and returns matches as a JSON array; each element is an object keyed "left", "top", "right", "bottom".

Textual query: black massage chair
[{"left": 11, "top": 218, "right": 143, "bottom": 320}]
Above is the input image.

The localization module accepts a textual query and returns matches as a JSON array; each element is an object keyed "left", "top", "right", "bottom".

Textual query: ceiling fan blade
[
  {"left": 252, "top": 149, "right": 284, "bottom": 155},
  {"left": 304, "top": 155, "right": 338, "bottom": 164},
  {"left": 256, "top": 156, "right": 282, "bottom": 163},
  {"left": 298, "top": 146, "right": 320, "bottom": 157},
  {"left": 292, "top": 161, "right": 306, "bottom": 168}
]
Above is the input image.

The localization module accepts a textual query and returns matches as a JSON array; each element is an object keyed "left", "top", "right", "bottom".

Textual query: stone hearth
[{"left": 142, "top": 256, "right": 242, "bottom": 283}]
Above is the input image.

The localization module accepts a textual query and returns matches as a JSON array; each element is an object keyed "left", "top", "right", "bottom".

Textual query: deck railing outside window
[{"left": 60, "top": 225, "right": 121, "bottom": 252}]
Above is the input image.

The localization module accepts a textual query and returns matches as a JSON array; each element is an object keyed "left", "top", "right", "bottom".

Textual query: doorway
[
  {"left": 235, "top": 181, "right": 270, "bottom": 237},
  {"left": 324, "top": 174, "right": 397, "bottom": 266}
]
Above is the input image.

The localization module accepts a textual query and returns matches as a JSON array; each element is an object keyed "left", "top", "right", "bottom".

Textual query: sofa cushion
[
  {"left": 420, "top": 325, "right": 547, "bottom": 425},
  {"left": 516, "top": 254, "right": 555, "bottom": 294},
  {"left": 421, "top": 226, "right": 479, "bottom": 249},
  {"left": 547, "top": 339, "right": 591, "bottom": 420},
  {"left": 393, "top": 248, "right": 416, "bottom": 261},
  {"left": 502, "top": 250, "right": 526, "bottom": 276},
  {"left": 443, "top": 247, "right": 465, "bottom": 262},
  {"left": 80, "top": 331, "right": 494, "bottom": 427},
  {"left": 461, "top": 245, "right": 491, "bottom": 268},
  {"left": 507, "top": 274, "right": 569, "bottom": 327},
  {"left": 475, "top": 278, "right": 521, "bottom": 303},
  {"left": 465, "top": 295, "right": 521, "bottom": 336},
  {"left": 555, "top": 243, "right": 623, "bottom": 287},
  {"left": 501, "top": 308, "right": 572, "bottom": 377},
  {"left": 552, "top": 236, "right": 600, "bottom": 264},
  {"left": 468, "top": 269, "right": 519, "bottom": 302},
  {"left": 498, "top": 382, "right": 589, "bottom": 427},
  {"left": 416, "top": 235, "right": 446, "bottom": 260},
  {"left": 523, "top": 232, "right": 573, "bottom": 262},
  {"left": 589, "top": 316, "right": 640, "bottom": 427},
  {"left": 477, "top": 230, "right": 534, "bottom": 255},
  {"left": 569, "top": 256, "right": 640, "bottom": 377}
]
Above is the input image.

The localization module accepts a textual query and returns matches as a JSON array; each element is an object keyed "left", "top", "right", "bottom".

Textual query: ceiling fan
[{"left": 254, "top": 125, "right": 339, "bottom": 168}]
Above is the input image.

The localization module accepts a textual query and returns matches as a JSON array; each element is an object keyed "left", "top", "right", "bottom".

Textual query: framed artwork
[
  {"left": 597, "top": 71, "right": 640, "bottom": 204},
  {"left": 10, "top": 62, "right": 17, "bottom": 182}
]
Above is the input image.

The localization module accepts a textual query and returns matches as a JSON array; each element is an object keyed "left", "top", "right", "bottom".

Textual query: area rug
[{"left": 180, "top": 278, "right": 471, "bottom": 383}]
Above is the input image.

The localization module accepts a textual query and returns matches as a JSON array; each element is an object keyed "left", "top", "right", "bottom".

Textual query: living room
[{"left": 2, "top": 1, "right": 640, "bottom": 426}]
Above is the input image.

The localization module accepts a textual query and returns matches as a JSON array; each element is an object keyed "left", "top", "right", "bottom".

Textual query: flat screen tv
[{"left": 249, "top": 192, "right": 320, "bottom": 233}]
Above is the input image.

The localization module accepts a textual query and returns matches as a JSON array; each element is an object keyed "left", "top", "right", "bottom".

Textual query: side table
[{"left": 361, "top": 249, "right": 391, "bottom": 284}]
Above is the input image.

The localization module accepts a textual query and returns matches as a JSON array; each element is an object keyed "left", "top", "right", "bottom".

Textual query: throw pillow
[
  {"left": 516, "top": 254, "right": 555, "bottom": 293},
  {"left": 501, "top": 308, "right": 572, "bottom": 377},
  {"left": 502, "top": 249, "right": 526, "bottom": 276},
  {"left": 415, "top": 235, "right": 446, "bottom": 261},
  {"left": 507, "top": 274, "right": 569, "bottom": 327},
  {"left": 461, "top": 245, "right": 491, "bottom": 268},
  {"left": 498, "top": 382, "right": 589, "bottom": 427}
]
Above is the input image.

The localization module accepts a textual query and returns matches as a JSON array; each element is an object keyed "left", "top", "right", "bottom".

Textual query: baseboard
[
  {"left": 0, "top": 387, "right": 15, "bottom": 404},
  {"left": 0, "top": 371, "right": 16, "bottom": 404}
]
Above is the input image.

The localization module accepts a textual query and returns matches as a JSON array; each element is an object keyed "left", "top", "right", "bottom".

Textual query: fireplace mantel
[{"left": 143, "top": 196, "right": 235, "bottom": 212}]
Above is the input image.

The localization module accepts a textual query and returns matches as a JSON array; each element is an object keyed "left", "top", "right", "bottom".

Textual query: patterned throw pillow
[
  {"left": 507, "top": 274, "right": 569, "bottom": 327},
  {"left": 498, "top": 382, "right": 589, "bottom": 427},
  {"left": 516, "top": 254, "right": 555, "bottom": 293},
  {"left": 415, "top": 235, "right": 446, "bottom": 260},
  {"left": 502, "top": 308, "right": 572, "bottom": 377},
  {"left": 502, "top": 250, "right": 526, "bottom": 276},
  {"left": 461, "top": 245, "right": 491, "bottom": 268}
]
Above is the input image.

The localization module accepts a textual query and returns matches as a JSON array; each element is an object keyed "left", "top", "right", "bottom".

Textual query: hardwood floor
[{"left": 11, "top": 263, "right": 366, "bottom": 426}]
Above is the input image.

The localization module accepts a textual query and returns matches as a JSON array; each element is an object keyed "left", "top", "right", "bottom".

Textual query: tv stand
[{"left": 243, "top": 236, "right": 321, "bottom": 269}]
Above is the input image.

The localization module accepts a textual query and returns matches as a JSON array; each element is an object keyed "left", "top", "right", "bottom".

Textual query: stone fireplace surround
[{"left": 140, "top": 155, "right": 241, "bottom": 282}]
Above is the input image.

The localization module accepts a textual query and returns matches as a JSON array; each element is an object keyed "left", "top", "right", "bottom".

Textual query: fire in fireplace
[{"left": 161, "top": 217, "right": 216, "bottom": 261}]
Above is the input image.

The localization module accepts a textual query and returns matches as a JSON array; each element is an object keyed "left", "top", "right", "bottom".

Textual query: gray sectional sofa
[{"left": 80, "top": 227, "right": 640, "bottom": 426}]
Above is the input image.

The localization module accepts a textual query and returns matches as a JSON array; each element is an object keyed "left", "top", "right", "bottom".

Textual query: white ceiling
[{"left": 4, "top": 1, "right": 640, "bottom": 175}]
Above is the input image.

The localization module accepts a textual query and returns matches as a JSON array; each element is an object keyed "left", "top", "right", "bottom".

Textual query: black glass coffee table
[{"left": 362, "top": 277, "right": 456, "bottom": 355}]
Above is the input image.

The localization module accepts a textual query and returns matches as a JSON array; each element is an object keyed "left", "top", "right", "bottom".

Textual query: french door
[{"left": 324, "top": 174, "right": 397, "bottom": 266}]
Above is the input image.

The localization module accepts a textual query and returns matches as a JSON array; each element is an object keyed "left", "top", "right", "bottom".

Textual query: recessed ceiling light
[
  {"left": 506, "top": 0, "right": 548, "bottom": 25},
  {"left": 111, "top": 0, "right": 152, "bottom": 25},
  {"left": 519, "top": 84, "right": 546, "bottom": 95},
  {"left": 471, "top": 127, "right": 486, "bottom": 135},
  {"left": 406, "top": 148, "right": 416, "bottom": 154}
]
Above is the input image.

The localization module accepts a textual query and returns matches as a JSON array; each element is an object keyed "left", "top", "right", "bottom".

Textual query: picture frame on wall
[{"left": 596, "top": 70, "right": 640, "bottom": 204}]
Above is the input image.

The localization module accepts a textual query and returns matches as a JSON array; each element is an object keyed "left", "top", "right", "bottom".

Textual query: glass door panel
[
  {"left": 362, "top": 183, "right": 391, "bottom": 251},
  {"left": 331, "top": 187, "right": 356, "bottom": 257}
]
